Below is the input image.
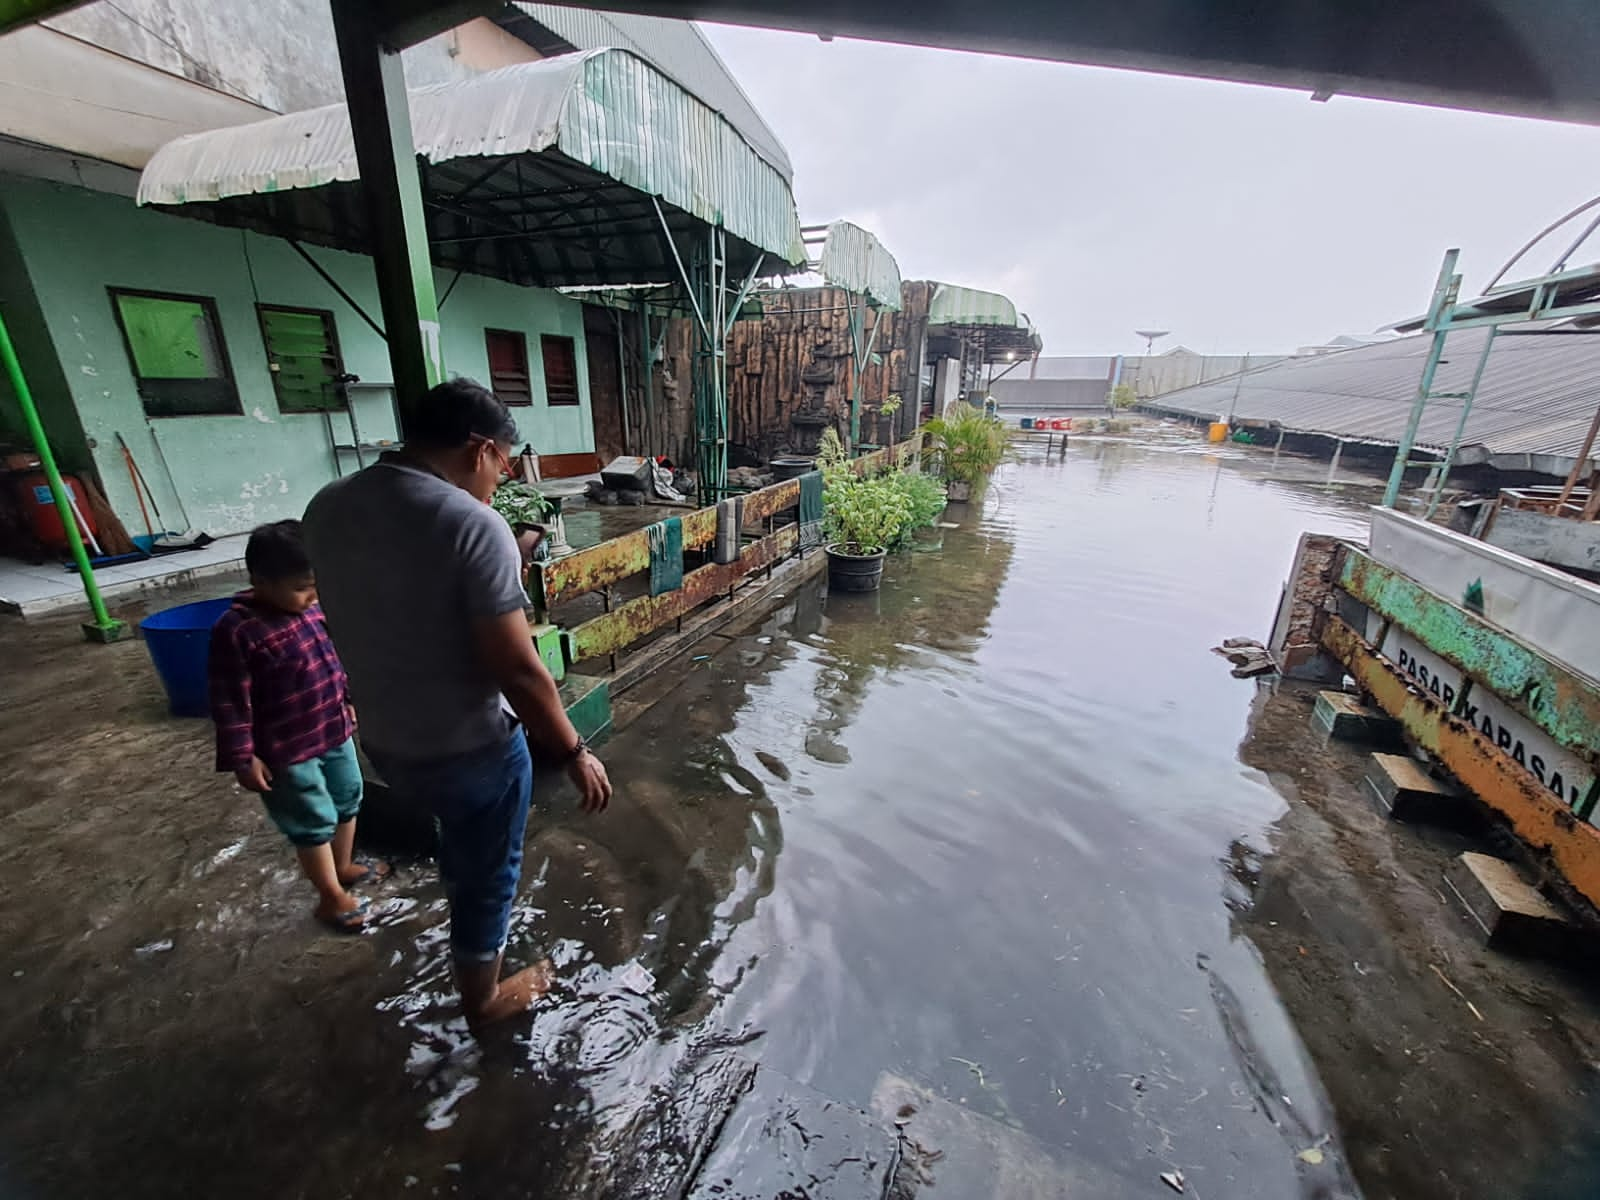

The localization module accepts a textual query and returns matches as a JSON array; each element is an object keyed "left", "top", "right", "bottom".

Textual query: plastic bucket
[
  {"left": 826, "top": 545, "right": 886, "bottom": 593},
  {"left": 140, "top": 596, "right": 234, "bottom": 717},
  {"left": 1208, "top": 421, "right": 1230, "bottom": 443}
]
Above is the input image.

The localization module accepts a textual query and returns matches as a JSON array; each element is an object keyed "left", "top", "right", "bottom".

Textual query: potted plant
[
  {"left": 923, "top": 403, "right": 1011, "bottom": 501},
  {"left": 822, "top": 471, "right": 913, "bottom": 592}
]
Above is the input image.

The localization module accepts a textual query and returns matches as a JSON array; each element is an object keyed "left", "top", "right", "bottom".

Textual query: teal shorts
[{"left": 260, "top": 738, "right": 363, "bottom": 847}]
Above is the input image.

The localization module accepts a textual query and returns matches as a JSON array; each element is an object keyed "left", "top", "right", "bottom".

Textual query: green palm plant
[{"left": 922, "top": 403, "right": 1012, "bottom": 486}]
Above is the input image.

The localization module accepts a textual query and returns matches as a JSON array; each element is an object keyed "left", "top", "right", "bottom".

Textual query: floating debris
[
  {"left": 1213, "top": 636, "right": 1276, "bottom": 678},
  {"left": 617, "top": 961, "right": 655, "bottom": 995}
]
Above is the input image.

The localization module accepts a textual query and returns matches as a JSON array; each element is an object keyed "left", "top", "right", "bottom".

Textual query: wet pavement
[{"left": 3, "top": 429, "right": 1599, "bottom": 1198}]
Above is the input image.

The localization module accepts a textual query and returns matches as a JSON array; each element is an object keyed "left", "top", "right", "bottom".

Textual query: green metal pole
[
  {"left": 1383, "top": 249, "right": 1461, "bottom": 508},
  {"left": 1424, "top": 327, "right": 1497, "bottom": 519},
  {"left": 331, "top": 0, "right": 443, "bottom": 426},
  {"left": 0, "top": 308, "right": 124, "bottom": 641}
]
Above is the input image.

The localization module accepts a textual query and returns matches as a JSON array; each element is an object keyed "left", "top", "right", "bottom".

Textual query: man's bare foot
[
  {"left": 337, "top": 860, "right": 391, "bottom": 887},
  {"left": 466, "top": 960, "right": 554, "bottom": 1031},
  {"left": 314, "top": 891, "right": 368, "bottom": 932}
]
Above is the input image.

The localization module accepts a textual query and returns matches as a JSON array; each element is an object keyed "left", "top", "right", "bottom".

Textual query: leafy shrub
[
  {"left": 887, "top": 471, "right": 947, "bottom": 546},
  {"left": 823, "top": 471, "right": 913, "bottom": 554},
  {"left": 922, "top": 404, "right": 1012, "bottom": 486}
]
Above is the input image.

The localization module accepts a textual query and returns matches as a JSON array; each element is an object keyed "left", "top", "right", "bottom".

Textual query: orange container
[{"left": 18, "top": 471, "right": 95, "bottom": 550}]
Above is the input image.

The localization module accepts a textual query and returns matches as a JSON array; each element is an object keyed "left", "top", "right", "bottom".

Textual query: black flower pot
[{"left": 825, "top": 544, "right": 887, "bottom": 592}]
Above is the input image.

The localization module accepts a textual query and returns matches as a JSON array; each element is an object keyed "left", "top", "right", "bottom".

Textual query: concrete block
[
  {"left": 560, "top": 673, "right": 612, "bottom": 743},
  {"left": 530, "top": 622, "right": 566, "bottom": 682},
  {"left": 1445, "top": 852, "right": 1573, "bottom": 954},
  {"left": 1313, "top": 690, "right": 1401, "bottom": 744},
  {"left": 1364, "top": 752, "right": 1465, "bottom": 824}
]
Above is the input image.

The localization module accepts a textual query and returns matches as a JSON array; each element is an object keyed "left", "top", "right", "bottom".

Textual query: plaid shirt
[{"left": 208, "top": 593, "right": 353, "bottom": 772}]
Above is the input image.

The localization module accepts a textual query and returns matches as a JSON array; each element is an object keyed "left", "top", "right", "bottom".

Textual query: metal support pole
[
  {"left": 1383, "top": 250, "right": 1461, "bottom": 508},
  {"left": 330, "top": 0, "right": 443, "bottom": 427},
  {"left": 0, "top": 308, "right": 124, "bottom": 641},
  {"left": 1425, "top": 327, "right": 1497, "bottom": 518},
  {"left": 637, "top": 296, "right": 655, "bottom": 455},
  {"left": 846, "top": 293, "right": 864, "bottom": 452}
]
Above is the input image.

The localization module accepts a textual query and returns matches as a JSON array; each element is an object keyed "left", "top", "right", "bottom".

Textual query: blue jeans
[{"left": 370, "top": 730, "right": 533, "bottom": 963}]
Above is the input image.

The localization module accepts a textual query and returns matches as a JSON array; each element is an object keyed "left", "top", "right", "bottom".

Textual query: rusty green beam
[
  {"left": 1323, "top": 616, "right": 1600, "bottom": 909},
  {"left": 571, "top": 524, "right": 799, "bottom": 660},
  {"left": 741, "top": 478, "right": 800, "bottom": 523},
  {"left": 1340, "top": 549, "right": 1600, "bottom": 766},
  {"left": 537, "top": 507, "right": 717, "bottom": 611}
]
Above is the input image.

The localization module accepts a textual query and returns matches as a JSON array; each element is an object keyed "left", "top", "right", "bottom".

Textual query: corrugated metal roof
[
  {"left": 818, "top": 221, "right": 901, "bottom": 310},
  {"left": 137, "top": 49, "right": 806, "bottom": 269},
  {"left": 513, "top": 4, "right": 792, "bottom": 180},
  {"left": 1149, "top": 328, "right": 1600, "bottom": 463},
  {"left": 1024, "top": 356, "right": 1117, "bottom": 381}
]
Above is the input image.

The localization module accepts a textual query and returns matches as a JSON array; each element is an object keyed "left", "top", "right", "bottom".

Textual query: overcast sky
[{"left": 702, "top": 24, "right": 1600, "bottom": 358}]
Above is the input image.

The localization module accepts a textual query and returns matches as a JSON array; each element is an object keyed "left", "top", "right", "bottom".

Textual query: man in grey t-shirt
[{"left": 305, "top": 378, "right": 610, "bottom": 1031}]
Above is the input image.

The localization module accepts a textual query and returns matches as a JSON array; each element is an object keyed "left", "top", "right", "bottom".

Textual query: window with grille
[
  {"left": 109, "top": 288, "right": 239, "bottom": 417},
  {"left": 540, "top": 334, "right": 580, "bottom": 407},
  {"left": 485, "top": 328, "right": 532, "bottom": 405},
  {"left": 257, "top": 305, "right": 345, "bottom": 413}
]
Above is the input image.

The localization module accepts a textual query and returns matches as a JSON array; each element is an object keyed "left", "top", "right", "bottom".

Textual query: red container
[{"left": 18, "top": 471, "right": 96, "bottom": 550}]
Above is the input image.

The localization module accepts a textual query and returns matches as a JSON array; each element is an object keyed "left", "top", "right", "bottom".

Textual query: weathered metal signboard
[{"left": 1368, "top": 619, "right": 1596, "bottom": 821}]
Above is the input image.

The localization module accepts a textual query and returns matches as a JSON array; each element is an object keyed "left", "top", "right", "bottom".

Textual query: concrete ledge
[
  {"left": 1313, "top": 690, "right": 1402, "bottom": 745},
  {"left": 1364, "top": 752, "right": 1467, "bottom": 825},
  {"left": 1445, "top": 852, "right": 1573, "bottom": 955}
]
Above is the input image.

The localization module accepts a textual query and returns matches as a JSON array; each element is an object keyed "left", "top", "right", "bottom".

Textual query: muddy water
[{"left": 14, "top": 436, "right": 1594, "bottom": 1197}]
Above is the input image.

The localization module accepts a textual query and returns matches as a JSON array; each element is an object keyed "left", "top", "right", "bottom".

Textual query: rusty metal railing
[{"left": 531, "top": 432, "right": 924, "bottom": 664}]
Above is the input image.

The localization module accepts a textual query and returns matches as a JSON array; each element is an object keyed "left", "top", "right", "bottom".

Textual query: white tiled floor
[{"left": 0, "top": 534, "right": 248, "bottom": 617}]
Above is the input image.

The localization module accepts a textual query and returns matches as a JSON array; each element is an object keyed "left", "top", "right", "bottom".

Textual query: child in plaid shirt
[{"left": 209, "top": 520, "right": 383, "bottom": 931}]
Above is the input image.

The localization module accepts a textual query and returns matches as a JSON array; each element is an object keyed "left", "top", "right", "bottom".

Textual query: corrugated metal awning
[
  {"left": 926, "top": 281, "right": 1043, "bottom": 359},
  {"left": 928, "top": 283, "right": 1022, "bottom": 328},
  {"left": 136, "top": 48, "right": 806, "bottom": 287},
  {"left": 817, "top": 221, "right": 902, "bottom": 310}
]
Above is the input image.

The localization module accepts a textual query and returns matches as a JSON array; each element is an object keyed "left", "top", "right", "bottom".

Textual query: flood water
[
  {"left": 608, "top": 436, "right": 1376, "bottom": 1196},
  {"left": 401, "top": 433, "right": 1379, "bottom": 1195},
  {"left": 26, "top": 431, "right": 1575, "bottom": 1198}
]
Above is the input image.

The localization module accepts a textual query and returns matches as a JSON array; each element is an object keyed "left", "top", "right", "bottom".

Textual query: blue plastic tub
[
  {"left": 140, "top": 596, "right": 234, "bottom": 717},
  {"left": 1019, "top": 417, "right": 1034, "bottom": 430}
]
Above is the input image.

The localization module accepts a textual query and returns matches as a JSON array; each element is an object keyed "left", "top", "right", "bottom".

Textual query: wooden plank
[
  {"left": 608, "top": 550, "right": 826, "bottom": 703},
  {"left": 741, "top": 477, "right": 800, "bottom": 523},
  {"left": 571, "top": 524, "right": 799, "bottom": 660}
]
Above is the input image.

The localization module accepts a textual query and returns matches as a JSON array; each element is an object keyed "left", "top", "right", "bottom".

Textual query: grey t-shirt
[{"left": 303, "top": 457, "right": 528, "bottom": 763}]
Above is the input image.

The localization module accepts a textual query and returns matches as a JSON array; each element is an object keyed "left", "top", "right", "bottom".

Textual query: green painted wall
[
  {"left": 0, "top": 176, "right": 595, "bottom": 536},
  {"left": 0, "top": 200, "right": 91, "bottom": 474}
]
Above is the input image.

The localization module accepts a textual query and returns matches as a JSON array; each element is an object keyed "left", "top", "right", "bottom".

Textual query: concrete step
[
  {"left": 1313, "top": 690, "right": 1402, "bottom": 746},
  {"left": 1364, "top": 752, "right": 1468, "bottom": 825},
  {"left": 1445, "top": 852, "right": 1574, "bottom": 955}
]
